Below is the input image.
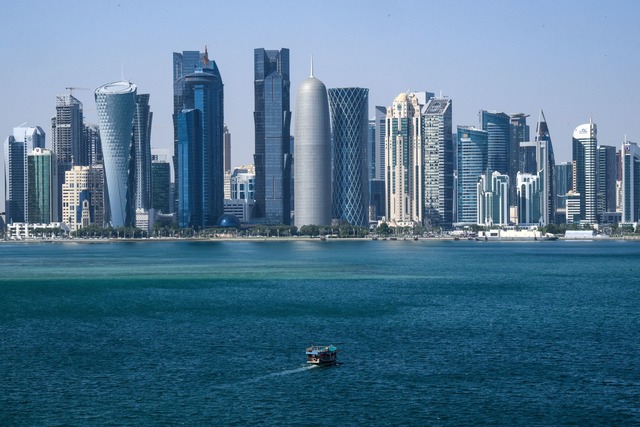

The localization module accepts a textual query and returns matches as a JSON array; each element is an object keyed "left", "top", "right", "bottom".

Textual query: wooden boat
[{"left": 306, "top": 344, "right": 338, "bottom": 365}]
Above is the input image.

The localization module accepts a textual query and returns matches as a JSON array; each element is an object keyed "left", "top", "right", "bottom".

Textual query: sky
[{"left": 2, "top": 0, "right": 639, "bottom": 207}]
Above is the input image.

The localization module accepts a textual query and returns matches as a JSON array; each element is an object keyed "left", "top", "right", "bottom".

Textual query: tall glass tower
[
  {"left": 534, "top": 110, "right": 556, "bottom": 225},
  {"left": 27, "top": 148, "right": 58, "bottom": 223},
  {"left": 572, "top": 119, "right": 597, "bottom": 224},
  {"left": 480, "top": 111, "right": 510, "bottom": 175},
  {"left": 328, "top": 87, "right": 369, "bottom": 227},
  {"left": 294, "top": 62, "right": 331, "bottom": 227},
  {"left": 253, "top": 48, "right": 292, "bottom": 225},
  {"left": 423, "top": 97, "right": 453, "bottom": 228},
  {"left": 457, "top": 126, "right": 488, "bottom": 224},
  {"left": 177, "top": 56, "right": 224, "bottom": 229},
  {"left": 133, "top": 94, "right": 153, "bottom": 210},
  {"left": 622, "top": 141, "right": 640, "bottom": 223},
  {"left": 4, "top": 136, "right": 28, "bottom": 223},
  {"left": 95, "top": 81, "right": 137, "bottom": 227}
]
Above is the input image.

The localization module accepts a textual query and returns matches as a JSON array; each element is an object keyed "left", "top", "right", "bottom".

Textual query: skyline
[{"left": 2, "top": 1, "right": 639, "bottom": 211}]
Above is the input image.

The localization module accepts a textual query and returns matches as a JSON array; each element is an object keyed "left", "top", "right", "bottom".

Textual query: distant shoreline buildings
[{"left": 1, "top": 46, "right": 634, "bottom": 237}]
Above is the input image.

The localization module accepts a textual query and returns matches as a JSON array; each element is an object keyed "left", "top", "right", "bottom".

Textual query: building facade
[
  {"left": 4, "top": 136, "right": 28, "bottom": 223},
  {"left": 597, "top": 145, "right": 617, "bottom": 219},
  {"left": 457, "top": 126, "right": 488, "bottom": 224},
  {"left": 62, "top": 165, "right": 105, "bottom": 230},
  {"left": 572, "top": 120, "right": 598, "bottom": 223},
  {"left": 328, "top": 87, "right": 369, "bottom": 227},
  {"left": 422, "top": 97, "right": 453, "bottom": 228},
  {"left": 27, "top": 148, "right": 58, "bottom": 224},
  {"left": 622, "top": 141, "right": 640, "bottom": 223},
  {"left": 133, "top": 94, "right": 153, "bottom": 211},
  {"left": 293, "top": 64, "right": 331, "bottom": 227},
  {"left": 477, "top": 171, "right": 509, "bottom": 226},
  {"left": 385, "top": 92, "right": 423, "bottom": 226},
  {"left": 176, "top": 51, "right": 225, "bottom": 229},
  {"left": 95, "top": 81, "right": 137, "bottom": 227},
  {"left": 253, "top": 48, "right": 292, "bottom": 224},
  {"left": 151, "top": 156, "right": 171, "bottom": 214},
  {"left": 516, "top": 172, "right": 542, "bottom": 225}
]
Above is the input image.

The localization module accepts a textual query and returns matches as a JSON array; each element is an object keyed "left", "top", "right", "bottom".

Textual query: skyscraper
[
  {"left": 62, "top": 165, "right": 104, "bottom": 230},
  {"left": 373, "top": 105, "right": 387, "bottom": 181},
  {"left": 4, "top": 136, "right": 28, "bottom": 223},
  {"left": 457, "top": 126, "right": 488, "bottom": 224},
  {"left": 516, "top": 172, "right": 542, "bottom": 225},
  {"left": 176, "top": 54, "right": 225, "bottom": 229},
  {"left": 173, "top": 48, "right": 212, "bottom": 212},
  {"left": 535, "top": 110, "right": 556, "bottom": 225},
  {"left": 555, "top": 162, "right": 573, "bottom": 222},
  {"left": 83, "top": 123, "right": 102, "bottom": 166},
  {"left": 27, "top": 148, "right": 58, "bottom": 224},
  {"left": 13, "top": 126, "right": 45, "bottom": 150},
  {"left": 133, "top": 94, "right": 153, "bottom": 210},
  {"left": 622, "top": 141, "right": 640, "bottom": 223},
  {"left": 510, "top": 113, "right": 530, "bottom": 203},
  {"left": 151, "top": 155, "right": 171, "bottom": 215},
  {"left": 294, "top": 62, "right": 331, "bottom": 227},
  {"left": 328, "top": 87, "right": 369, "bottom": 227},
  {"left": 597, "top": 145, "right": 617, "bottom": 218},
  {"left": 95, "top": 81, "right": 137, "bottom": 227},
  {"left": 253, "top": 48, "right": 292, "bottom": 224},
  {"left": 423, "top": 97, "right": 453, "bottom": 228},
  {"left": 477, "top": 171, "right": 509, "bottom": 226},
  {"left": 224, "top": 125, "right": 231, "bottom": 173},
  {"left": 52, "top": 94, "right": 84, "bottom": 166},
  {"left": 385, "top": 93, "right": 423, "bottom": 225},
  {"left": 480, "top": 110, "right": 510, "bottom": 176},
  {"left": 572, "top": 119, "right": 597, "bottom": 223}
]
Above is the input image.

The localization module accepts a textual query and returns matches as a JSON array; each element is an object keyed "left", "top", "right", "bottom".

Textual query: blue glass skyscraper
[
  {"left": 95, "top": 81, "right": 137, "bottom": 227},
  {"left": 480, "top": 110, "right": 510, "bottom": 175},
  {"left": 177, "top": 50, "right": 224, "bottom": 229},
  {"left": 457, "top": 126, "right": 488, "bottom": 224},
  {"left": 133, "top": 94, "right": 152, "bottom": 210},
  {"left": 253, "top": 48, "right": 292, "bottom": 225},
  {"left": 4, "top": 136, "right": 28, "bottom": 223},
  {"left": 328, "top": 87, "right": 369, "bottom": 227}
]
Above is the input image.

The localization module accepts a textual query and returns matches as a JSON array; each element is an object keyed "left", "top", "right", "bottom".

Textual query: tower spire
[{"left": 310, "top": 55, "right": 314, "bottom": 78}]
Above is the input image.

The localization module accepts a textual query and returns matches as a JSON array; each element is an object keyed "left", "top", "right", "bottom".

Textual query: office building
[
  {"left": 457, "top": 126, "right": 488, "bottom": 224},
  {"left": 253, "top": 48, "right": 292, "bottom": 224},
  {"left": 372, "top": 106, "right": 386, "bottom": 181},
  {"left": 173, "top": 48, "right": 212, "bottom": 212},
  {"left": 328, "top": 87, "right": 369, "bottom": 227},
  {"left": 224, "top": 125, "right": 231, "bottom": 173},
  {"left": 95, "top": 80, "right": 137, "bottom": 227},
  {"left": 230, "top": 165, "right": 255, "bottom": 201},
  {"left": 572, "top": 119, "right": 597, "bottom": 223},
  {"left": 369, "top": 179, "right": 385, "bottom": 222},
  {"left": 52, "top": 94, "right": 84, "bottom": 166},
  {"left": 27, "top": 148, "right": 58, "bottom": 224},
  {"left": 517, "top": 172, "right": 542, "bottom": 225},
  {"left": 477, "top": 171, "right": 509, "bottom": 226},
  {"left": 176, "top": 51, "right": 225, "bottom": 229},
  {"left": 480, "top": 111, "right": 510, "bottom": 176},
  {"left": 83, "top": 123, "right": 102, "bottom": 166},
  {"left": 622, "top": 141, "right": 640, "bottom": 223},
  {"left": 385, "top": 92, "right": 423, "bottom": 226},
  {"left": 62, "top": 165, "right": 105, "bottom": 230},
  {"left": 293, "top": 61, "right": 331, "bottom": 227},
  {"left": 4, "top": 136, "right": 28, "bottom": 223},
  {"left": 133, "top": 94, "right": 153, "bottom": 210},
  {"left": 13, "top": 126, "right": 45, "bottom": 150},
  {"left": 422, "top": 97, "right": 453, "bottom": 228},
  {"left": 510, "top": 113, "right": 529, "bottom": 200},
  {"left": 555, "top": 162, "right": 573, "bottom": 210},
  {"left": 534, "top": 110, "right": 556, "bottom": 225},
  {"left": 597, "top": 145, "right": 617, "bottom": 219},
  {"left": 151, "top": 156, "right": 171, "bottom": 214}
]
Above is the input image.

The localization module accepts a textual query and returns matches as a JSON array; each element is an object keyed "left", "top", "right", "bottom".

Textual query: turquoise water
[{"left": 1, "top": 240, "right": 639, "bottom": 425}]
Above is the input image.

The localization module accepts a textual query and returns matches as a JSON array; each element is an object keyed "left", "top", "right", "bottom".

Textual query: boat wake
[{"left": 213, "top": 365, "right": 318, "bottom": 390}]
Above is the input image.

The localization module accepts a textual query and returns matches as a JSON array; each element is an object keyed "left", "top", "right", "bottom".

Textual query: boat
[{"left": 306, "top": 344, "right": 339, "bottom": 365}]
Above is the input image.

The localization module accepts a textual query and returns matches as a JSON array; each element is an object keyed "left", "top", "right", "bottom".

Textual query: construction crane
[{"left": 65, "top": 87, "right": 90, "bottom": 97}]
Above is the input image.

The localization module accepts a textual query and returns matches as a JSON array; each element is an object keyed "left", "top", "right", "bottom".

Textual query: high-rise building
[
  {"left": 173, "top": 48, "right": 213, "bottom": 213},
  {"left": 534, "top": 110, "right": 556, "bottom": 225},
  {"left": 510, "top": 113, "right": 530, "bottom": 202},
  {"left": 572, "top": 119, "right": 597, "bottom": 223},
  {"left": 597, "top": 145, "right": 617, "bottom": 219},
  {"left": 231, "top": 165, "right": 256, "bottom": 201},
  {"left": 367, "top": 118, "right": 376, "bottom": 181},
  {"left": 328, "top": 87, "right": 369, "bottom": 227},
  {"left": 176, "top": 53, "right": 224, "bottom": 229},
  {"left": 294, "top": 62, "right": 331, "bottom": 227},
  {"left": 133, "top": 94, "right": 153, "bottom": 210},
  {"left": 622, "top": 141, "right": 640, "bottom": 223},
  {"left": 151, "top": 156, "right": 171, "bottom": 214},
  {"left": 423, "top": 97, "right": 453, "bottom": 228},
  {"left": 62, "top": 165, "right": 105, "bottom": 230},
  {"left": 4, "top": 136, "right": 28, "bottom": 223},
  {"left": 555, "top": 162, "right": 573, "bottom": 210},
  {"left": 373, "top": 106, "right": 386, "bottom": 181},
  {"left": 519, "top": 141, "right": 538, "bottom": 175},
  {"left": 517, "top": 172, "right": 542, "bottom": 225},
  {"left": 95, "top": 81, "right": 137, "bottom": 227},
  {"left": 477, "top": 171, "right": 509, "bottom": 226},
  {"left": 253, "top": 48, "right": 292, "bottom": 225},
  {"left": 385, "top": 92, "right": 423, "bottom": 226},
  {"left": 27, "top": 148, "right": 58, "bottom": 224},
  {"left": 480, "top": 111, "right": 510, "bottom": 176},
  {"left": 224, "top": 125, "right": 231, "bottom": 173},
  {"left": 83, "top": 123, "right": 102, "bottom": 166},
  {"left": 52, "top": 94, "right": 84, "bottom": 166},
  {"left": 13, "top": 126, "right": 45, "bottom": 150},
  {"left": 457, "top": 126, "right": 488, "bottom": 224}
]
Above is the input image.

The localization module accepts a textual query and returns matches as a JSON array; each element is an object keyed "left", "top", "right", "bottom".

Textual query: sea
[{"left": 1, "top": 239, "right": 638, "bottom": 426}]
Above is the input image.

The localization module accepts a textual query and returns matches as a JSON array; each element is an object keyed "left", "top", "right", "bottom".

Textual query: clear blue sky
[{"left": 2, "top": 0, "right": 639, "bottom": 204}]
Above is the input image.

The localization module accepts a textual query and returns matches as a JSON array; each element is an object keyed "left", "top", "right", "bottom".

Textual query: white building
[
  {"left": 477, "top": 171, "right": 509, "bottom": 226},
  {"left": 62, "top": 165, "right": 105, "bottom": 230}
]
